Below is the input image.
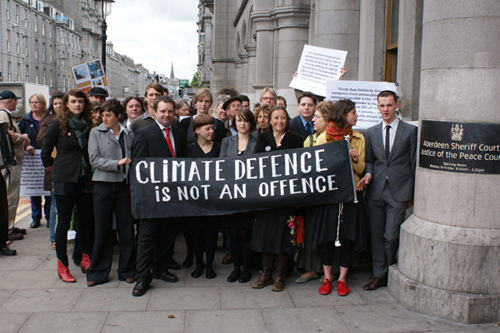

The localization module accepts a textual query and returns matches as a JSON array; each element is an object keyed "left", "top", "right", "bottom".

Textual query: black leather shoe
[
  {"left": 206, "top": 269, "right": 216, "bottom": 279},
  {"left": 227, "top": 270, "right": 240, "bottom": 283},
  {"left": 191, "top": 267, "right": 204, "bottom": 278},
  {"left": 46, "top": 222, "right": 50, "bottom": 228},
  {"left": 132, "top": 282, "right": 150, "bottom": 297},
  {"left": 169, "top": 260, "right": 181, "bottom": 270},
  {"left": 12, "top": 227, "right": 26, "bottom": 235},
  {"left": 30, "top": 220, "right": 40, "bottom": 228},
  {"left": 238, "top": 271, "right": 252, "bottom": 283},
  {"left": 152, "top": 270, "right": 178, "bottom": 283},
  {"left": 182, "top": 254, "right": 194, "bottom": 268},
  {"left": 0, "top": 247, "right": 16, "bottom": 256}
]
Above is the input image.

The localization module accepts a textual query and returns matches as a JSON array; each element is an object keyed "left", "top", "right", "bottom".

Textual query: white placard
[
  {"left": 20, "top": 150, "right": 50, "bottom": 196},
  {"left": 326, "top": 80, "right": 399, "bottom": 130},
  {"left": 289, "top": 45, "right": 347, "bottom": 97}
]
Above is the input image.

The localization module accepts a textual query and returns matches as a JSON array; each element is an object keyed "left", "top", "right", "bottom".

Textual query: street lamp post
[{"left": 94, "top": 0, "right": 114, "bottom": 74}]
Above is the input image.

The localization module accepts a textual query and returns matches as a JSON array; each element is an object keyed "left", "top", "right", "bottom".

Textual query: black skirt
[
  {"left": 310, "top": 191, "right": 368, "bottom": 255},
  {"left": 251, "top": 207, "right": 296, "bottom": 255}
]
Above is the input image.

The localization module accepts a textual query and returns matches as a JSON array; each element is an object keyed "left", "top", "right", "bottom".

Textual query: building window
[
  {"left": 35, "top": 67, "right": 39, "bottom": 84},
  {"left": 26, "top": 65, "right": 29, "bottom": 82},
  {"left": 6, "top": 0, "right": 9, "bottom": 20},
  {"left": 43, "top": 69, "right": 46, "bottom": 85},
  {"left": 384, "top": 0, "right": 399, "bottom": 82},
  {"left": 42, "top": 19, "right": 45, "bottom": 35},
  {"left": 16, "top": 4, "right": 19, "bottom": 24},
  {"left": 24, "top": 37, "right": 28, "bottom": 56},
  {"left": 16, "top": 33, "right": 20, "bottom": 54},
  {"left": 49, "top": 23, "right": 52, "bottom": 38},
  {"left": 17, "top": 63, "right": 20, "bottom": 81},
  {"left": 6, "top": 30, "right": 11, "bottom": 52},
  {"left": 24, "top": 9, "right": 28, "bottom": 27},
  {"left": 50, "top": 70, "right": 53, "bottom": 87},
  {"left": 35, "top": 40, "right": 39, "bottom": 59},
  {"left": 42, "top": 43, "right": 46, "bottom": 61},
  {"left": 7, "top": 62, "right": 12, "bottom": 81},
  {"left": 34, "top": 14, "right": 38, "bottom": 32},
  {"left": 49, "top": 45, "right": 53, "bottom": 62}
]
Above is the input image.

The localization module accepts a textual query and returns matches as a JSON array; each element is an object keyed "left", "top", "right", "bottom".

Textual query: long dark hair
[
  {"left": 57, "top": 89, "right": 94, "bottom": 135},
  {"left": 47, "top": 91, "right": 65, "bottom": 114}
]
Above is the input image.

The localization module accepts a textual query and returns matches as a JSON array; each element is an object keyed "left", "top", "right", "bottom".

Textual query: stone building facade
[
  {"left": 0, "top": 0, "right": 149, "bottom": 97},
  {"left": 197, "top": 0, "right": 422, "bottom": 118}
]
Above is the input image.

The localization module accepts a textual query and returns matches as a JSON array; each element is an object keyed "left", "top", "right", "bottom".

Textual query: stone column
[
  {"left": 251, "top": 1, "right": 274, "bottom": 89},
  {"left": 239, "top": 52, "right": 249, "bottom": 95},
  {"left": 357, "top": 0, "right": 385, "bottom": 81},
  {"left": 388, "top": 0, "right": 500, "bottom": 324},
  {"left": 245, "top": 43, "right": 257, "bottom": 103},
  {"left": 314, "top": 0, "right": 360, "bottom": 80}
]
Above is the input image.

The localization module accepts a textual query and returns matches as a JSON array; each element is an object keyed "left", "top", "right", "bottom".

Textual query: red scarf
[{"left": 325, "top": 121, "right": 353, "bottom": 143}]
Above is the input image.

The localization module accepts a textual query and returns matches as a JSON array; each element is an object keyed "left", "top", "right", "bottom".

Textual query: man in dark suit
[
  {"left": 357, "top": 90, "right": 417, "bottom": 291},
  {"left": 131, "top": 96, "right": 186, "bottom": 297},
  {"left": 289, "top": 92, "right": 317, "bottom": 140}
]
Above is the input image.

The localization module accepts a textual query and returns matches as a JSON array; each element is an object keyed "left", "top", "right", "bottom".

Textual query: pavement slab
[
  {"left": 0, "top": 288, "right": 84, "bottom": 313},
  {"left": 0, "top": 313, "right": 31, "bottom": 333},
  {"left": 0, "top": 270, "right": 59, "bottom": 290},
  {"left": 17, "top": 312, "right": 109, "bottom": 333},
  {"left": 147, "top": 286, "right": 220, "bottom": 311},
  {"left": 0, "top": 255, "right": 48, "bottom": 271},
  {"left": 72, "top": 287, "right": 150, "bottom": 312},
  {"left": 103, "top": 311, "right": 185, "bottom": 333},
  {"left": 184, "top": 309, "right": 266, "bottom": 333},
  {"left": 220, "top": 284, "right": 295, "bottom": 310}
]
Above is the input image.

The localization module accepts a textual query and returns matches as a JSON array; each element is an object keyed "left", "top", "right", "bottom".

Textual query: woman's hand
[
  {"left": 339, "top": 66, "right": 347, "bottom": 80},
  {"left": 117, "top": 157, "right": 131, "bottom": 166},
  {"left": 26, "top": 145, "right": 36, "bottom": 156},
  {"left": 349, "top": 148, "right": 358, "bottom": 164}
]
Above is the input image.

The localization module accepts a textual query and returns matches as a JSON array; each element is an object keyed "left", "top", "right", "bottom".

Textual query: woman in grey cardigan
[
  {"left": 219, "top": 108, "right": 258, "bottom": 283},
  {"left": 86, "top": 99, "right": 137, "bottom": 286}
]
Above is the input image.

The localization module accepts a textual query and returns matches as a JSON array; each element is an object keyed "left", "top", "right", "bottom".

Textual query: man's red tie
[{"left": 164, "top": 128, "right": 175, "bottom": 157}]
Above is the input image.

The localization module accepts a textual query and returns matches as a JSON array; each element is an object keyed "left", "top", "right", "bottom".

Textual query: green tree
[{"left": 190, "top": 72, "right": 199, "bottom": 87}]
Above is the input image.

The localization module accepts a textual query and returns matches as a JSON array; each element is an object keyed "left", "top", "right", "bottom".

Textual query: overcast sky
[{"left": 106, "top": 0, "right": 199, "bottom": 81}]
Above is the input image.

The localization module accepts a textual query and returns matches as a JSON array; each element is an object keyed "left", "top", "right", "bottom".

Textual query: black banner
[
  {"left": 130, "top": 141, "right": 355, "bottom": 219},
  {"left": 419, "top": 120, "right": 500, "bottom": 174}
]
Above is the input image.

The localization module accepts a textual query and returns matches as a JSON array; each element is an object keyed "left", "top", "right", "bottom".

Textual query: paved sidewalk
[{"left": 1, "top": 199, "right": 499, "bottom": 333}]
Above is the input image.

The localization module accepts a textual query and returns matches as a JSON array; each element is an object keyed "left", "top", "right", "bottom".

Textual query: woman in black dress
[
  {"left": 251, "top": 106, "right": 303, "bottom": 292},
  {"left": 186, "top": 114, "right": 221, "bottom": 279},
  {"left": 220, "top": 108, "right": 258, "bottom": 283},
  {"left": 41, "top": 89, "right": 95, "bottom": 283}
]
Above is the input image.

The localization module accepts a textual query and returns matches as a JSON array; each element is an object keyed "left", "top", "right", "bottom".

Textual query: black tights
[
  {"left": 192, "top": 227, "right": 218, "bottom": 273},
  {"left": 229, "top": 228, "right": 252, "bottom": 273},
  {"left": 320, "top": 239, "right": 354, "bottom": 268}
]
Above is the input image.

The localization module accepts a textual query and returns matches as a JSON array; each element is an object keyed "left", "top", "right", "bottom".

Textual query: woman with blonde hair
[{"left": 19, "top": 93, "right": 51, "bottom": 229}]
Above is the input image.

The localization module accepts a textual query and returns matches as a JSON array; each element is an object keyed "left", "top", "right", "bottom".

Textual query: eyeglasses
[{"left": 229, "top": 104, "right": 241, "bottom": 109}]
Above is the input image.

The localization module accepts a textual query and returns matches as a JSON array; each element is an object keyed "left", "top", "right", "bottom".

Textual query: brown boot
[
  {"left": 251, "top": 252, "right": 274, "bottom": 289},
  {"left": 271, "top": 254, "right": 288, "bottom": 292}
]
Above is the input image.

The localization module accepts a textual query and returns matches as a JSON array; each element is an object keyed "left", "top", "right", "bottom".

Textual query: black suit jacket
[
  {"left": 41, "top": 118, "right": 92, "bottom": 183},
  {"left": 253, "top": 130, "right": 304, "bottom": 154},
  {"left": 289, "top": 115, "right": 310, "bottom": 140},
  {"left": 364, "top": 120, "right": 417, "bottom": 202},
  {"left": 131, "top": 121, "right": 186, "bottom": 159},
  {"left": 179, "top": 116, "right": 226, "bottom": 145}
]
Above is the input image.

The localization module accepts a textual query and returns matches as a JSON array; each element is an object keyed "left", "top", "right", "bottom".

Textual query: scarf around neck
[
  {"left": 68, "top": 115, "right": 90, "bottom": 149},
  {"left": 325, "top": 121, "right": 353, "bottom": 143}
]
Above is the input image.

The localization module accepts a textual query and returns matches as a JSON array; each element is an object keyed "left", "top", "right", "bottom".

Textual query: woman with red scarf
[{"left": 310, "top": 99, "right": 368, "bottom": 296}]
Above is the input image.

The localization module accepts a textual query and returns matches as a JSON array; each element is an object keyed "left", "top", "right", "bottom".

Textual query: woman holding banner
[
  {"left": 186, "top": 114, "right": 221, "bottom": 279},
  {"left": 311, "top": 99, "right": 368, "bottom": 296},
  {"left": 19, "top": 93, "right": 51, "bottom": 229},
  {"left": 220, "top": 108, "right": 258, "bottom": 283},
  {"left": 251, "top": 106, "right": 303, "bottom": 292},
  {"left": 41, "top": 89, "right": 95, "bottom": 283}
]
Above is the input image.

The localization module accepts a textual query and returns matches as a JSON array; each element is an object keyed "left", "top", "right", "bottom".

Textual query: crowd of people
[{"left": 0, "top": 77, "right": 416, "bottom": 299}]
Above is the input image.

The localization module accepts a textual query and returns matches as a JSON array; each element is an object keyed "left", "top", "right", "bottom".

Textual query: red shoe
[
  {"left": 319, "top": 278, "right": 332, "bottom": 295},
  {"left": 57, "top": 260, "right": 76, "bottom": 283},
  {"left": 80, "top": 253, "right": 92, "bottom": 273},
  {"left": 337, "top": 280, "right": 351, "bottom": 296}
]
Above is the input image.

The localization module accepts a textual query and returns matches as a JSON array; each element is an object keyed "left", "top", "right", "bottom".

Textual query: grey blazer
[
  {"left": 88, "top": 123, "right": 134, "bottom": 182},
  {"left": 364, "top": 120, "right": 417, "bottom": 202},
  {"left": 219, "top": 131, "right": 258, "bottom": 158}
]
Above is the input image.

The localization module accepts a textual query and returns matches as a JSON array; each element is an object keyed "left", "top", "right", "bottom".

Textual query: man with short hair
[
  {"left": 289, "top": 91, "right": 317, "bottom": 139},
  {"left": 357, "top": 90, "right": 417, "bottom": 291},
  {"left": 259, "top": 87, "right": 277, "bottom": 106},
  {"left": 130, "top": 83, "right": 164, "bottom": 132},
  {"left": 240, "top": 95, "right": 250, "bottom": 109},
  {"left": 89, "top": 87, "right": 108, "bottom": 104},
  {"left": 131, "top": 96, "right": 186, "bottom": 297},
  {"left": 0, "top": 91, "right": 28, "bottom": 241},
  {"left": 276, "top": 96, "right": 287, "bottom": 109}
]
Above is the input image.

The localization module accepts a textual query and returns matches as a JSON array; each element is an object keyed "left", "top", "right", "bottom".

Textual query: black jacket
[
  {"left": 18, "top": 112, "right": 41, "bottom": 149},
  {"left": 253, "top": 130, "right": 304, "bottom": 154},
  {"left": 41, "top": 118, "right": 92, "bottom": 183},
  {"left": 131, "top": 121, "right": 186, "bottom": 159}
]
